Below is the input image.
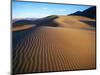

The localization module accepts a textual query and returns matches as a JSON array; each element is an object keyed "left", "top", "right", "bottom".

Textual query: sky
[{"left": 12, "top": 1, "right": 92, "bottom": 19}]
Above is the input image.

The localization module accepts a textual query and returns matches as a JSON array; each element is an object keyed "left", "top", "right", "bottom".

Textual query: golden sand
[
  {"left": 12, "top": 25, "right": 34, "bottom": 31},
  {"left": 13, "top": 16, "right": 96, "bottom": 74}
]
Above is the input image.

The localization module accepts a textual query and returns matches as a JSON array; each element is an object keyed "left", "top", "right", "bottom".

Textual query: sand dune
[
  {"left": 66, "top": 16, "right": 95, "bottom": 21},
  {"left": 12, "top": 16, "right": 95, "bottom": 32},
  {"left": 54, "top": 16, "right": 95, "bottom": 29},
  {"left": 12, "top": 15, "right": 96, "bottom": 74},
  {"left": 13, "top": 26, "right": 95, "bottom": 74},
  {"left": 12, "top": 25, "right": 35, "bottom": 31}
]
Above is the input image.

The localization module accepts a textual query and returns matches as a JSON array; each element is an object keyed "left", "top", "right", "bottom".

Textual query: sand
[
  {"left": 12, "top": 25, "right": 35, "bottom": 31},
  {"left": 12, "top": 16, "right": 96, "bottom": 74},
  {"left": 54, "top": 16, "right": 95, "bottom": 29}
]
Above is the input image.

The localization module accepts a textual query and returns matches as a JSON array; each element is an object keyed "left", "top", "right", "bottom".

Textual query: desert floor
[{"left": 12, "top": 16, "right": 96, "bottom": 74}]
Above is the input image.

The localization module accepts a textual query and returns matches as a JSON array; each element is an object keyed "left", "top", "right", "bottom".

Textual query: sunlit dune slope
[
  {"left": 66, "top": 16, "right": 95, "bottom": 21},
  {"left": 12, "top": 25, "right": 34, "bottom": 31},
  {"left": 54, "top": 15, "right": 95, "bottom": 28},
  {"left": 13, "top": 26, "right": 95, "bottom": 74}
]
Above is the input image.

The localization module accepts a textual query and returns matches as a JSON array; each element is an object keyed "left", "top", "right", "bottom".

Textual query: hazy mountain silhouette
[
  {"left": 69, "top": 6, "right": 96, "bottom": 19},
  {"left": 13, "top": 15, "right": 59, "bottom": 27},
  {"left": 13, "top": 19, "right": 34, "bottom": 27}
]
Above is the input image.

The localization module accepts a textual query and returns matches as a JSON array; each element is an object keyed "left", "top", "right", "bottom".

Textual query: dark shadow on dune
[
  {"left": 12, "top": 26, "right": 38, "bottom": 51},
  {"left": 12, "top": 26, "right": 41, "bottom": 75},
  {"left": 81, "top": 21, "right": 96, "bottom": 27},
  {"left": 32, "top": 15, "right": 58, "bottom": 27}
]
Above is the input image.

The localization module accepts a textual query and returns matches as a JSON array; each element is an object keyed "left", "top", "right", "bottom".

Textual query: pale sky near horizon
[{"left": 12, "top": 1, "right": 92, "bottom": 19}]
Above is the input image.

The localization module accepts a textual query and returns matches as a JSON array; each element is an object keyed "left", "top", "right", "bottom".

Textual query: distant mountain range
[
  {"left": 69, "top": 6, "right": 96, "bottom": 19},
  {"left": 12, "top": 15, "right": 58, "bottom": 27},
  {"left": 12, "top": 18, "right": 38, "bottom": 27}
]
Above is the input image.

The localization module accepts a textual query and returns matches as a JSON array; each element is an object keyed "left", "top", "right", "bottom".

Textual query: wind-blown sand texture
[{"left": 12, "top": 16, "right": 96, "bottom": 74}]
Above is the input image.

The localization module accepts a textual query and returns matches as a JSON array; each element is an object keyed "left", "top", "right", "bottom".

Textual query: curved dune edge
[
  {"left": 12, "top": 25, "right": 34, "bottom": 32},
  {"left": 13, "top": 26, "right": 96, "bottom": 74},
  {"left": 67, "top": 16, "right": 95, "bottom": 21},
  {"left": 54, "top": 16, "right": 95, "bottom": 29}
]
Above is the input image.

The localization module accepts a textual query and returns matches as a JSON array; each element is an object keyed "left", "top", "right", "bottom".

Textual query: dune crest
[
  {"left": 12, "top": 25, "right": 35, "bottom": 31},
  {"left": 54, "top": 16, "right": 95, "bottom": 29}
]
